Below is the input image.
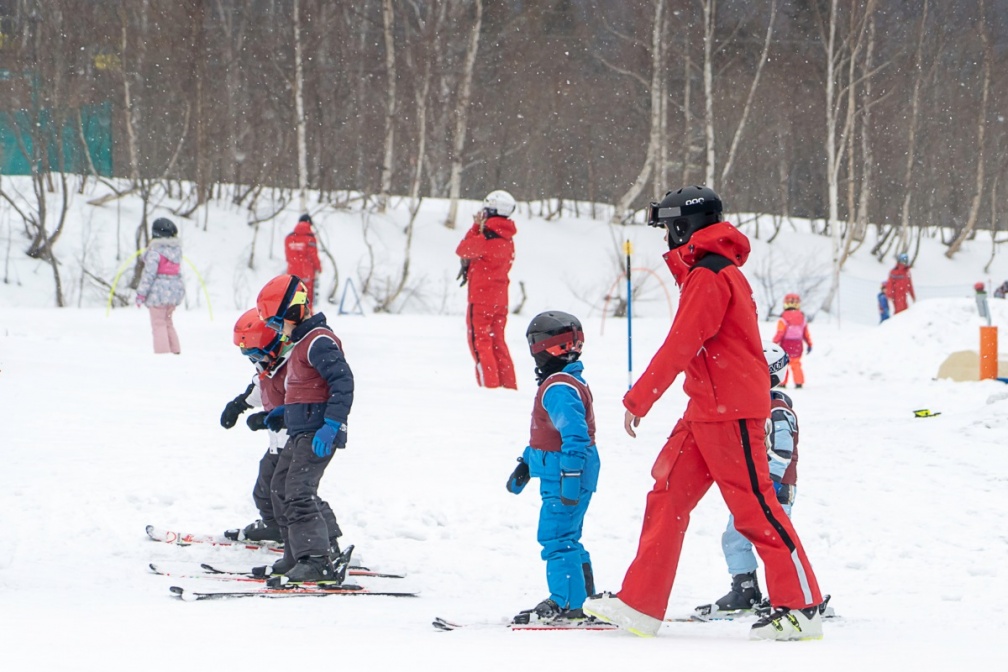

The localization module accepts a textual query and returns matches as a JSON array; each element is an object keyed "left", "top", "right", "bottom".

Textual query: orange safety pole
[{"left": 979, "top": 325, "right": 998, "bottom": 379}]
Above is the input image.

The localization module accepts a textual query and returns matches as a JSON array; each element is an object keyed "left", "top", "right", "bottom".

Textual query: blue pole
[{"left": 624, "top": 240, "right": 633, "bottom": 389}]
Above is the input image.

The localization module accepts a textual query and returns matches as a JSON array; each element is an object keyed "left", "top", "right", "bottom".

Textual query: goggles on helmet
[{"left": 263, "top": 277, "right": 309, "bottom": 332}]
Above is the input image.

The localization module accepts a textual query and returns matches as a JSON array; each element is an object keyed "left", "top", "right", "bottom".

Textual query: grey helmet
[{"left": 151, "top": 218, "right": 178, "bottom": 239}]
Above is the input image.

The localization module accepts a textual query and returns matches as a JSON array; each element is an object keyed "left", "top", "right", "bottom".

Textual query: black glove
[
  {"left": 220, "top": 384, "right": 255, "bottom": 429},
  {"left": 456, "top": 259, "right": 470, "bottom": 287},
  {"left": 246, "top": 411, "right": 269, "bottom": 431},
  {"left": 506, "top": 458, "right": 530, "bottom": 494},
  {"left": 264, "top": 406, "right": 286, "bottom": 432}
]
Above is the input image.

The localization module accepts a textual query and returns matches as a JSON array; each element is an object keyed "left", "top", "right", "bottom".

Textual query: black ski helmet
[
  {"left": 526, "top": 310, "right": 585, "bottom": 371},
  {"left": 151, "top": 218, "right": 178, "bottom": 239},
  {"left": 646, "top": 185, "right": 723, "bottom": 250}
]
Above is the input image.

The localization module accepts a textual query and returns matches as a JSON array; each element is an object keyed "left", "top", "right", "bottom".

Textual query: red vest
[
  {"left": 259, "top": 361, "right": 288, "bottom": 411},
  {"left": 284, "top": 327, "right": 343, "bottom": 404},
  {"left": 529, "top": 372, "right": 595, "bottom": 452}
]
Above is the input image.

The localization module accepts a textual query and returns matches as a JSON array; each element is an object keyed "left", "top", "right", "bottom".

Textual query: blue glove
[
  {"left": 264, "top": 406, "right": 286, "bottom": 432},
  {"left": 506, "top": 458, "right": 530, "bottom": 494},
  {"left": 312, "top": 418, "right": 347, "bottom": 458},
  {"left": 559, "top": 453, "right": 584, "bottom": 506},
  {"left": 772, "top": 480, "right": 782, "bottom": 494},
  {"left": 806, "top": 345, "right": 812, "bottom": 354}
]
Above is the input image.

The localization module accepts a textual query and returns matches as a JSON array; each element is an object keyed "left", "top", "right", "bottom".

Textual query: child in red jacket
[{"left": 772, "top": 293, "right": 813, "bottom": 388}]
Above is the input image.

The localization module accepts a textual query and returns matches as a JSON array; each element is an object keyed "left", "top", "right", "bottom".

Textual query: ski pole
[{"left": 623, "top": 239, "right": 633, "bottom": 389}]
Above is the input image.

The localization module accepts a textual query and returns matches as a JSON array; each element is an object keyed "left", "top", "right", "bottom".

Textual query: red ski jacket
[
  {"left": 624, "top": 222, "right": 770, "bottom": 422},
  {"left": 886, "top": 263, "right": 915, "bottom": 312},
  {"left": 455, "top": 215, "right": 516, "bottom": 307},
  {"left": 285, "top": 221, "right": 322, "bottom": 280}
]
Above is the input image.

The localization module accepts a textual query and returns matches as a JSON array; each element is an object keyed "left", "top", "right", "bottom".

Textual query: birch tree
[
  {"left": 293, "top": 0, "right": 309, "bottom": 211},
  {"left": 818, "top": 0, "right": 877, "bottom": 314},
  {"left": 717, "top": 0, "right": 778, "bottom": 188},
  {"left": 443, "top": 0, "right": 482, "bottom": 229},
  {"left": 610, "top": 0, "right": 664, "bottom": 225},
  {"left": 946, "top": 0, "right": 991, "bottom": 258},
  {"left": 378, "top": 0, "right": 397, "bottom": 211}
]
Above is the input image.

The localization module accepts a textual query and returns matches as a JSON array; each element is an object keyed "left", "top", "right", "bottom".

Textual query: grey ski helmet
[{"left": 646, "top": 186, "right": 723, "bottom": 250}]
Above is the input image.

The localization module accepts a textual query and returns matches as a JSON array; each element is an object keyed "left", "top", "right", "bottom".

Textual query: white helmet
[
  {"left": 483, "top": 190, "right": 516, "bottom": 218},
  {"left": 763, "top": 342, "right": 789, "bottom": 389}
]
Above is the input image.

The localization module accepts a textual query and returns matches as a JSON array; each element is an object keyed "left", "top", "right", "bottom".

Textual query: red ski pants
[
  {"left": 618, "top": 418, "right": 821, "bottom": 619},
  {"left": 465, "top": 303, "right": 516, "bottom": 390}
]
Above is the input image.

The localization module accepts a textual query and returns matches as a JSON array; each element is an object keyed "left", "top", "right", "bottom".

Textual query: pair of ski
[
  {"left": 434, "top": 596, "right": 836, "bottom": 632},
  {"left": 148, "top": 525, "right": 417, "bottom": 601},
  {"left": 146, "top": 524, "right": 284, "bottom": 554},
  {"left": 171, "top": 583, "right": 419, "bottom": 601}
]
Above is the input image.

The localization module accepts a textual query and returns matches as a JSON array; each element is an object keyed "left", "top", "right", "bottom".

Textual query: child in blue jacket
[{"left": 506, "top": 310, "right": 600, "bottom": 625}]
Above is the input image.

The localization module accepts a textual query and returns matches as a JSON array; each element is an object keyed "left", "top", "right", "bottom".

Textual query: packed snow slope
[{"left": 1, "top": 186, "right": 1006, "bottom": 669}]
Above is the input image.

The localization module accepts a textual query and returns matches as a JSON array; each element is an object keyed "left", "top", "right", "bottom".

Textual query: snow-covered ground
[{"left": 1, "top": 186, "right": 1006, "bottom": 668}]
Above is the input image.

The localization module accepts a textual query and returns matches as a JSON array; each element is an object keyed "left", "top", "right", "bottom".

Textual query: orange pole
[{"left": 979, "top": 326, "right": 998, "bottom": 379}]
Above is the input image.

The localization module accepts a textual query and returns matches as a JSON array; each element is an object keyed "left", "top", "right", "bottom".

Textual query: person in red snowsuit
[
  {"left": 284, "top": 214, "right": 323, "bottom": 304},
  {"left": 584, "top": 186, "right": 823, "bottom": 642},
  {"left": 455, "top": 190, "right": 518, "bottom": 390},
  {"left": 886, "top": 253, "right": 915, "bottom": 314},
  {"left": 772, "top": 293, "right": 813, "bottom": 388}
]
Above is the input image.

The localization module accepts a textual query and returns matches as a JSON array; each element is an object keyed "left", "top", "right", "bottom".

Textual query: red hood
[
  {"left": 484, "top": 216, "right": 517, "bottom": 240},
  {"left": 662, "top": 221, "right": 749, "bottom": 284},
  {"left": 294, "top": 221, "right": 313, "bottom": 236}
]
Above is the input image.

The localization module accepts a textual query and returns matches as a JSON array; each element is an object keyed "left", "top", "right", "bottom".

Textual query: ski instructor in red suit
[
  {"left": 584, "top": 186, "right": 824, "bottom": 642},
  {"left": 285, "top": 214, "right": 323, "bottom": 304},
  {"left": 455, "top": 190, "right": 518, "bottom": 390}
]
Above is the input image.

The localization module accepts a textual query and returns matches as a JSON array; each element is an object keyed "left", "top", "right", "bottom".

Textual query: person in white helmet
[{"left": 455, "top": 190, "right": 518, "bottom": 390}]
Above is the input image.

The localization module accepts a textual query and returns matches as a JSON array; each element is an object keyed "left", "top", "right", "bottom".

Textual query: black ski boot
[
  {"left": 270, "top": 554, "right": 296, "bottom": 576},
  {"left": 715, "top": 572, "right": 763, "bottom": 612},
  {"left": 512, "top": 599, "right": 585, "bottom": 625},
  {"left": 583, "top": 562, "right": 597, "bottom": 598},
  {"left": 224, "top": 519, "right": 283, "bottom": 543},
  {"left": 283, "top": 555, "right": 340, "bottom": 584}
]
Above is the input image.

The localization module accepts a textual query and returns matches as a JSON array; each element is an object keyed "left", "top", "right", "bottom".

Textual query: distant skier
[
  {"left": 256, "top": 274, "right": 354, "bottom": 583},
  {"left": 284, "top": 214, "right": 323, "bottom": 305},
  {"left": 456, "top": 190, "right": 518, "bottom": 390},
  {"left": 699, "top": 343, "right": 802, "bottom": 619},
  {"left": 772, "top": 293, "right": 813, "bottom": 389},
  {"left": 506, "top": 311, "right": 599, "bottom": 626},
  {"left": 994, "top": 281, "right": 1008, "bottom": 299},
  {"left": 135, "top": 218, "right": 185, "bottom": 354},
  {"left": 877, "top": 282, "right": 890, "bottom": 323},
  {"left": 886, "top": 253, "right": 916, "bottom": 314}
]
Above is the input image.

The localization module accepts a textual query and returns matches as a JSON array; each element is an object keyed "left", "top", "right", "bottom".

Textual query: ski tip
[
  {"left": 169, "top": 586, "right": 200, "bottom": 602},
  {"left": 432, "top": 617, "right": 460, "bottom": 631}
]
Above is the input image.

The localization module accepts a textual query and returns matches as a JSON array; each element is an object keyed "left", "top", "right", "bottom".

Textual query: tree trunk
[
  {"left": 611, "top": 0, "right": 664, "bottom": 225},
  {"left": 294, "top": 0, "right": 309, "bottom": 211},
  {"left": 897, "top": 0, "right": 929, "bottom": 256},
  {"left": 719, "top": 0, "right": 777, "bottom": 188},
  {"left": 946, "top": 0, "right": 990, "bottom": 258},
  {"left": 443, "top": 0, "right": 482, "bottom": 229},
  {"left": 379, "top": 0, "right": 397, "bottom": 211},
  {"left": 702, "top": 0, "right": 716, "bottom": 187}
]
